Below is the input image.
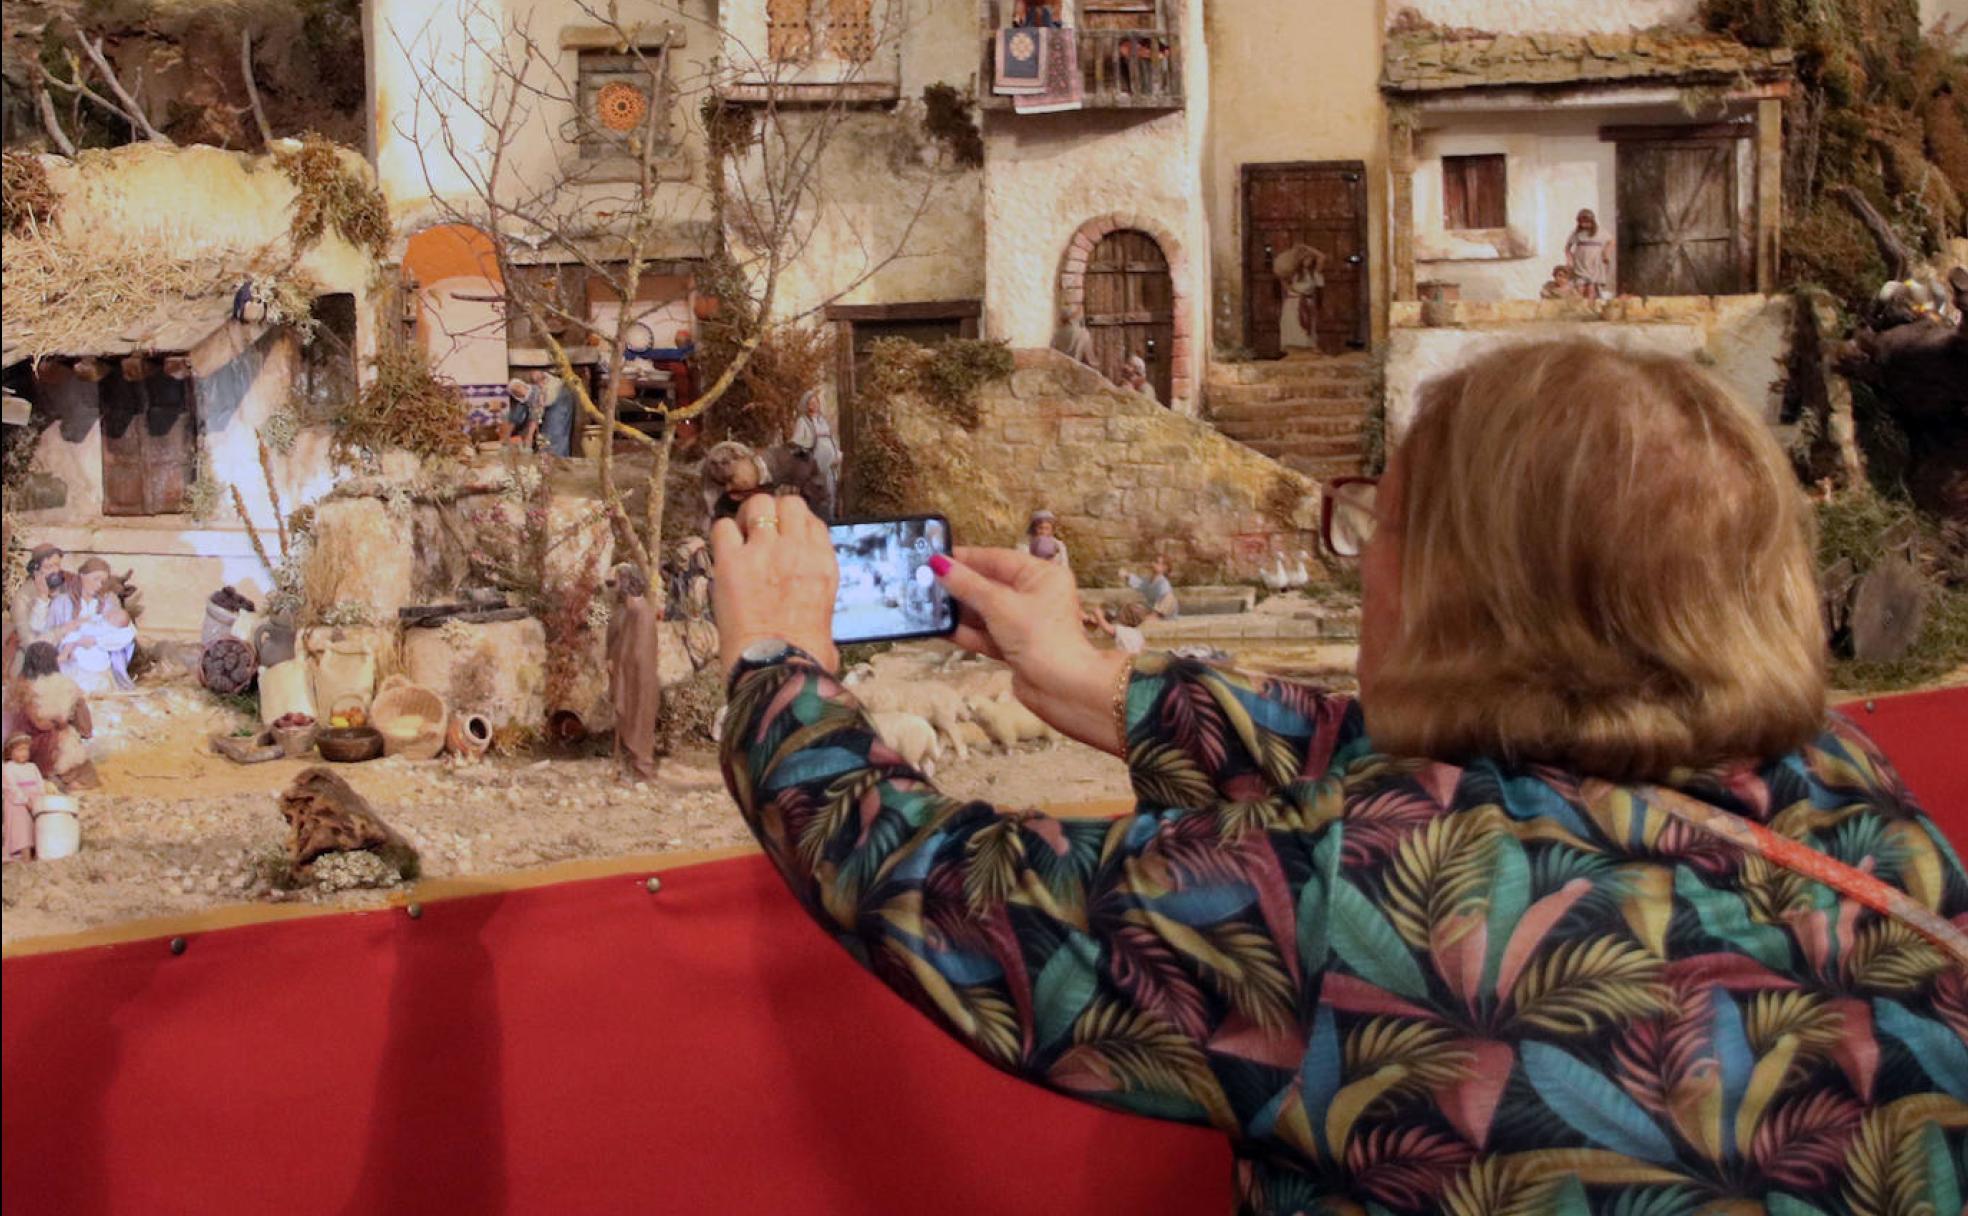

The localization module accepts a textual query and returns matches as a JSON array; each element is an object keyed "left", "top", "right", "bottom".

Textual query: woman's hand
[
  {"left": 709, "top": 493, "right": 841, "bottom": 675},
  {"left": 932, "top": 549, "right": 1131, "bottom": 754}
]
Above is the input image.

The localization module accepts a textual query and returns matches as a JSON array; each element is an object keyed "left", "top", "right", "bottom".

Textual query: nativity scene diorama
[{"left": 0, "top": 0, "right": 1959, "bottom": 1012}]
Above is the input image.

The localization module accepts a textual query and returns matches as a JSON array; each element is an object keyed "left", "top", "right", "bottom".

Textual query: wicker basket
[
  {"left": 370, "top": 674, "right": 448, "bottom": 761},
  {"left": 270, "top": 721, "right": 318, "bottom": 759}
]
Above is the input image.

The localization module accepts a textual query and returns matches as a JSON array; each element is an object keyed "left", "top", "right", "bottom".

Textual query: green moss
[
  {"left": 1830, "top": 584, "right": 1968, "bottom": 692},
  {"left": 863, "top": 336, "right": 1012, "bottom": 431},
  {"left": 921, "top": 84, "right": 984, "bottom": 169}
]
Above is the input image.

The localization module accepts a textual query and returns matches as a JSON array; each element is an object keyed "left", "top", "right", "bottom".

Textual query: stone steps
[
  {"left": 1203, "top": 354, "right": 1374, "bottom": 484},
  {"left": 1079, "top": 585, "right": 1258, "bottom": 617}
]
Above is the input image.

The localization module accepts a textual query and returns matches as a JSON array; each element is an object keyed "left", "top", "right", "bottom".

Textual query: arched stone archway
[{"left": 1058, "top": 214, "right": 1192, "bottom": 408}]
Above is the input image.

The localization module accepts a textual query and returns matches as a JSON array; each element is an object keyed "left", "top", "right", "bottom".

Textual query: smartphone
[{"left": 829, "top": 515, "right": 957, "bottom": 645}]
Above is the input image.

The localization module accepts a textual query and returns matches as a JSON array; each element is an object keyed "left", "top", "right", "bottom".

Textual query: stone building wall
[
  {"left": 1393, "top": 0, "right": 1700, "bottom": 33},
  {"left": 878, "top": 349, "right": 1322, "bottom": 584},
  {"left": 1383, "top": 294, "right": 1794, "bottom": 439}
]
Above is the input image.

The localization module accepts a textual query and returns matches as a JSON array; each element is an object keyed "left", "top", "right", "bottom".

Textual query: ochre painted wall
[{"left": 1203, "top": 0, "right": 1390, "bottom": 353}]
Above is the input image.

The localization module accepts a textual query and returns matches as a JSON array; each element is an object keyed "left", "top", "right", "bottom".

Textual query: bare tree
[{"left": 389, "top": 0, "right": 937, "bottom": 745}]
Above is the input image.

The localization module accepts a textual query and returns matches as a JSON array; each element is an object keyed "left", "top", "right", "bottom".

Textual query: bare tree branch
[
  {"left": 63, "top": 24, "right": 170, "bottom": 143},
  {"left": 241, "top": 30, "right": 275, "bottom": 147},
  {"left": 35, "top": 86, "right": 78, "bottom": 156}
]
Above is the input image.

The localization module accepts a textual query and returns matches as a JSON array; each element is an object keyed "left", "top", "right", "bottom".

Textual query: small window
[
  {"left": 828, "top": 0, "right": 875, "bottom": 61},
  {"left": 1443, "top": 154, "right": 1507, "bottom": 230},
  {"left": 301, "top": 293, "right": 359, "bottom": 414},
  {"left": 576, "top": 50, "right": 674, "bottom": 160},
  {"left": 768, "top": 0, "right": 812, "bottom": 62},
  {"left": 100, "top": 364, "right": 198, "bottom": 516}
]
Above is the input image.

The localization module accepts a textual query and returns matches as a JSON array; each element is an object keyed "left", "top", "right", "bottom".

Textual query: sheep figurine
[
  {"left": 972, "top": 697, "right": 1057, "bottom": 750},
  {"left": 843, "top": 675, "right": 971, "bottom": 760},
  {"left": 953, "top": 720, "right": 995, "bottom": 755},
  {"left": 868, "top": 711, "right": 943, "bottom": 777}
]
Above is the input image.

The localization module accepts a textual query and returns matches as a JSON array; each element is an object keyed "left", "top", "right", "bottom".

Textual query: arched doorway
[
  {"left": 403, "top": 224, "right": 509, "bottom": 426},
  {"left": 1083, "top": 230, "right": 1174, "bottom": 407}
]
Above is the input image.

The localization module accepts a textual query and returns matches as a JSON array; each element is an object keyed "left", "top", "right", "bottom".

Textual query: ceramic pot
[{"left": 447, "top": 712, "right": 493, "bottom": 762}]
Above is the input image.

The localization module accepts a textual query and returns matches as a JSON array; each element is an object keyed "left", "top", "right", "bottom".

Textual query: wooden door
[
  {"left": 1083, "top": 230, "right": 1173, "bottom": 405},
  {"left": 98, "top": 368, "right": 196, "bottom": 516},
  {"left": 1243, "top": 162, "right": 1369, "bottom": 358},
  {"left": 1616, "top": 140, "right": 1742, "bottom": 296}
]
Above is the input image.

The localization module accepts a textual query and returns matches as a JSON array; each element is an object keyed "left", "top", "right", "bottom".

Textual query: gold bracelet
[{"left": 1110, "top": 655, "right": 1134, "bottom": 754}]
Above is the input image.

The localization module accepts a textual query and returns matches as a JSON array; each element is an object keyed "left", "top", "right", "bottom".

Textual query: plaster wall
[
  {"left": 1393, "top": 0, "right": 1699, "bottom": 32},
  {"left": 1411, "top": 106, "right": 1758, "bottom": 301},
  {"left": 1382, "top": 295, "right": 1794, "bottom": 440},
  {"left": 1926, "top": 0, "right": 1968, "bottom": 32},
  {"left": 22, "top": 329, "right": 343, "bottom": 640},
  {"left": 1203, "top": 0, "right": 1388, "bottom": 352},
  {"left": 370, "top": 0, "right": 716, "bottom": 242}
]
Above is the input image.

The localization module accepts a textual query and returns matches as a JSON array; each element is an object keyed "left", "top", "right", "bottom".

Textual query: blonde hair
[{"left": 1368, "top": 339, "right": 1825, "bottom": 781}]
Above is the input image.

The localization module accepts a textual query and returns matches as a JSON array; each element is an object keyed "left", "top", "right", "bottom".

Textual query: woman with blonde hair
[{"left": 708, "top": 340, "right": 1966, "bottom": 1214}]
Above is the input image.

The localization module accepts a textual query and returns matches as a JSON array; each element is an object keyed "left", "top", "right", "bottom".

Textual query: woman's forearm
[{"left": 1021, "top": 647, "right": 1132, "bottom": 755}]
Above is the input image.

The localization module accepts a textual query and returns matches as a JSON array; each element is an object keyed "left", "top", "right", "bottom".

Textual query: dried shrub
[
  {"left": 732, "top": 322, "right": 835, "bottom": 446},
  {"left": 272, "top": 136, "right": 391, "bottom": 259},
  {"left": 337, "top": 342, "right": 471, "bottom": 461},
  {"left": 655, "top": 667, "right": 725, "bottom": 755},
  {"left": 921, "top": 83, "right": 984, "bottom": 169},
  {"left": 542, "top": 543, "right": 604, "bottom": 713},
  {"left": 2, "top": 152, "right": 59, "bottom": 235},
  {"left": 861, "top": 336, "right": 1011, "bottom": 430},
  {"left": 846, "top": 415, "right": 921, "bottom": 517}
]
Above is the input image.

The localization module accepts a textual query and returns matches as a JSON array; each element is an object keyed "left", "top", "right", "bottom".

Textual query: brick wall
[{"left": 871, "top": 349, "right": 1324, "bottom": 584}]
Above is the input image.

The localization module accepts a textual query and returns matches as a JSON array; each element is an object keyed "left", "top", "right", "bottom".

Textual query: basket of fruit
[
  {"left": 317, "top": 696, "right": 384, "bottom": 764},
  {"left": 270, "top": 712, "right": 318, "bottom": 759},
  {"left": 370, "top": 674, "right": 448, "bottom": 761}
]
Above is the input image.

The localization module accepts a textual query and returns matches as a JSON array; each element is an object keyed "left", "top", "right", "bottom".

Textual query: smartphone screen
[{"left": 829, "top": 515, "right": 956, "bottom": 645}]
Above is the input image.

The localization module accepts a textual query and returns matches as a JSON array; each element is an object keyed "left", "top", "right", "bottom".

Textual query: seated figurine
[
  {"left": 1084, "top": 554, "right": 1180, "bottom": 654},
  {"left": 1015, "top": 510, "right": 1071, "bottom": 570},
  {"left": 1540, "top": 265, "right": 1579, "bottom": 300}
]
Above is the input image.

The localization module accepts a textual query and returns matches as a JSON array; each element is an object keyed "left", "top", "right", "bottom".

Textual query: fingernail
[{"left": 929, "top": 555, "right": 952, "bottom": 577}]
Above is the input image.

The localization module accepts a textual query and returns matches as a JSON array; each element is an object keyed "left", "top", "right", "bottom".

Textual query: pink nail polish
[{"left": 929, "top": 555, "right": 952, "bottom": 577}]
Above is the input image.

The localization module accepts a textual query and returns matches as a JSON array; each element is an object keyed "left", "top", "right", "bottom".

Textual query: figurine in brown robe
[
  {"left": 15, "top": 641, "right": 99, "bottom": 790},
  {"left": 607, "top": 563, "right": 663, "bottom": 781}
]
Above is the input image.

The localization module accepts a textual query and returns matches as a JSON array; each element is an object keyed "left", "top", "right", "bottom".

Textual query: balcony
[{"left": 979, "top": 28, "right": 1184, "bottom": 111}]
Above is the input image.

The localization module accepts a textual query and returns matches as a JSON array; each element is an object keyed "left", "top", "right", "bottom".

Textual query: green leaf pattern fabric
[{"left": 721, "top": 650, "right": 1968, "bottom": 1214}]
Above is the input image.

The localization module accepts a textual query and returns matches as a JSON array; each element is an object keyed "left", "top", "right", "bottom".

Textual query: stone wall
[
  {"left": 1392, "top": 0, "right": 1700, "bottom": 34},
  {"left": 870, "top": 349, "right": 1323, "bottom": 584},
  {"left": 1383, "top": 294, "right": 1794, "bottom": 439}
]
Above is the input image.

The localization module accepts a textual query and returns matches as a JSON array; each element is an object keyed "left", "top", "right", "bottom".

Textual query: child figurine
[
  {"left": 1016, "top": 509, "right": 1071, "bottom": 570},
  {"left": 1540, "top": 265, "right": 1578, "bottom": 299},
  {"left": 3, "top": 734, "right": 44, "bottom": 861},
  {"left": 1565, "top": 209, "right": 1613, "bottom": 300}
]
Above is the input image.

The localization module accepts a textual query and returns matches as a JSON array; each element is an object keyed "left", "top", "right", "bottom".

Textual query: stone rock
[{"left": 277, "top": 766, "right": 420, "bottom": 878}]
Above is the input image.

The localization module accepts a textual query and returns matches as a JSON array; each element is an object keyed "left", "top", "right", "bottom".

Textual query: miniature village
[{"left": 2, "top": 0, "right": 1964, "bottom": 943}]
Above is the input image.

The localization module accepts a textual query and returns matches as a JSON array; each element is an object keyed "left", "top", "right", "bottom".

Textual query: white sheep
[
  {"left": 846, "top": 677, "right": 971, "bottom": 760},
  {"left": 953, "top": 720, "right": 995, "bottom": 755},
  {"left": 868, "top": 711, "right": 942, "bottom": 777},
  {"left": 972, "top": 697, "right": 1057, "bottom": 750}
]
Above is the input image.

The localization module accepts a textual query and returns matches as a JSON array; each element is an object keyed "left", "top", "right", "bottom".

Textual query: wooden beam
[
  {"left": 822, "top": 300, "right": 983, "bottom": 322},
  {"left": 32, "top": 360, "right": 72, "bottom": 386},
  {"left": 72, "top": 358, "right": 107, "bottom": 383},
  {"left": 719, "top": 81, "right": 901, "bottom": 106},
  {"left": 1756, "top": 97, "right": 1783, "bottom": 294},
  {"left": 1389, "top": 112, "right": 1418, "bottom": 304},
  {"left": 1600, "top": 121, "right": 1754, "bottom": 142}
]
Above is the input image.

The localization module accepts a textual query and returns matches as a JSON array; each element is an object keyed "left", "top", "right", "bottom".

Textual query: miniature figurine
[
  {"left": 788, "top": 390, "right": 842, "bottom": 520},
  {"left": 9, "top": 545, "right": 71, "bottom": 675},
  {"left": 1051, "top": 307, "right": 1096, "bottom": 366},
  {"left": 15, "top": 641, "right": 99, "bottom": 790},
  {"left": 606, "top": 563, "right": 663, "bottom": 782},
  {"left": 1012, "top": 0, "right": 1062, "bottom": 28},
  {"left": 531, "top": 368, "right": 576, "bottom": 458},
  {"left": 59, "top": 558, "right": 137, "bottom": 693},
  {"left": 1273, "top": 242, "right": 1328, "bottom": 351},
  {"left": 700, "top": 439, "right": 829, "bottom": 527},
  {"left": 666, "top": 536, "right": 714, "bottom": 621},
  {"left": 1119, "top": 354, "right": 1158, "bottom": 403},
  {"left": 2, "top": 734, "right": 44, "bottom": 861},
  {"left": 1085, "top": 554, "right": 1179, "bottom": 653},
  {"left": 1015, "top": 509, "right": 1071, "bottom": 570},
  {"left": 1539, "top": 265, "right": 1579, "bottom": 299},
  {"left": 501, "top": 378, "right": 538, "bottom": 448},
  {"left": 1565, "top": 209, "right": 1613, "bottom": 300}
]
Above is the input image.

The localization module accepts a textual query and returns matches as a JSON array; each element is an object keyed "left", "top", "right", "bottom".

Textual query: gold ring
[{"left": 753, "top": 517, "right": 779, "bottom": 530}]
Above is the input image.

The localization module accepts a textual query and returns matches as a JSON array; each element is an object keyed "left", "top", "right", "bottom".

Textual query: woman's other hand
[
  {"left": 710, "top": 494, "right": 841, "bottom": 675},
  {"left": 932, "top": 548, "right": 1130, "bottom": 753}
]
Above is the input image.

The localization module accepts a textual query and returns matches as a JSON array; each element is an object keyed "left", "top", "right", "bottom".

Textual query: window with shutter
[
  {"left": 576, "top": 50, "right": 675, "bottom": 161},
  {"left": 1443, "top": 154, "right": 1507, "bottom": 230},
  {"left": 767, "top": 0, "right": 813, "bottom": 62},
  {"left": 828, "top": 0, "right": 875, "bottom": 61},
  {"left": 97, "top": 366, "right": 198, "bottom": 516}
]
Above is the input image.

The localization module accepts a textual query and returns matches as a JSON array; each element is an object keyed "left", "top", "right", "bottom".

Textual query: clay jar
[{"left": 447, "top": 712, "right": 493, "bottom": 763}]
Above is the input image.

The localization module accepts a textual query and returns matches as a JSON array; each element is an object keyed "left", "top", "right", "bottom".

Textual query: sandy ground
[{"left": 0, "top": 659, "right": 1148, "bottom": 945}]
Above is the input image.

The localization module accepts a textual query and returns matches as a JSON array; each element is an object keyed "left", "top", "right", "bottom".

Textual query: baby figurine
[{"left": 3, "top": 735, "right": 45, "bottom": 861}]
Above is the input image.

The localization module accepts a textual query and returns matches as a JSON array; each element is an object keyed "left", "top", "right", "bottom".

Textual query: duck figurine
[
  {"left": 1287, "top": 551, "right": 1312, "bottom": 590},
  {"left": 1262, "top": 552, "right": 1290, "bottom": 593}
]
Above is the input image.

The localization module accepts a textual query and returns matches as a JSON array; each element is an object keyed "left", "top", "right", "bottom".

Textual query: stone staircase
[{"left": 1204, "top": 353, "right": 1376, "bottom": 482}]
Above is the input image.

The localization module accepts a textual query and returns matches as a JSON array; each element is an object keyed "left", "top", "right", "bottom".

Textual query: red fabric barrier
[
  {"left": 4, "top": 854, "right": 1228, "bottom": 1216},
  {"left": 1836, "top": 688, "right": 1968, "bottom": 844},
  {"left": 3, "top": 689, "right": 1960, "bottom": 1215}
]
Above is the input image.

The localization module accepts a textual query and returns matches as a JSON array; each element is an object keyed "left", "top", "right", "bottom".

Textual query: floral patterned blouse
[{"left": 720, "top": 646, "right": 1968, "bottom": 1216}]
